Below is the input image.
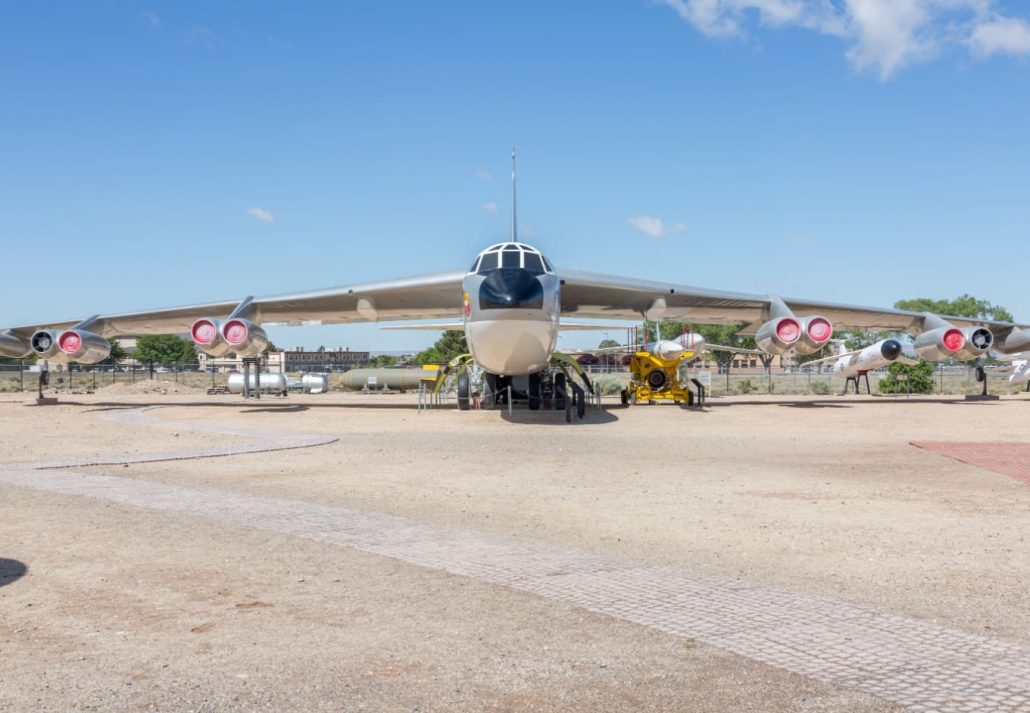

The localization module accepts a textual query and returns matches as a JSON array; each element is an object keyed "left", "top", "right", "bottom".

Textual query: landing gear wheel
[
  {"left": 576, "top": 392, "right": 586, "bottom": 420},
  {"left": 620, "top": 389, "right": 629, "bottom": 406},
  {"left": 457, "top": 371, "right": 471, "bottom": 411},
  {"left": 528, "top": 373, "right": 541, "bottom": 411},
  {"left": 554, "top": 372, "right": 567, "bottom": 410}
]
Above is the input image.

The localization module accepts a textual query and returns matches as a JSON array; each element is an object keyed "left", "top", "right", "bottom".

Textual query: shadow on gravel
[
  {"left": 0, "top": 559, "right": 28, "bottom": 587},
  {"left": 501, "top": 408, "right": 620, "bottom": 425},
  {"left": 706, "top": 398, "right": 1010, "bottom": 408},
  {"left": 53, "top": 400, "right": 426, "bottom": 411},
  {"left": 243, "top": 405, "right": 311, "bottom": 414}
]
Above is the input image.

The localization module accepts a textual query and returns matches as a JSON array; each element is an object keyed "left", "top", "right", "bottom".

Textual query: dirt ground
[{"left": 3, "top": 390, "right": 1029, "bottom": 711}]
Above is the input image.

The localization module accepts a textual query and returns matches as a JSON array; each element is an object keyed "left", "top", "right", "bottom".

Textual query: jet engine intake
[
  {"left": 221, "top": 318, "right": 268, "bottom": 357},
  {"left": 913, "top": 326, "right": 966, "bottom": 362},
  {"left": 792, "top": 316, "right": 834, "bottom": 355},
  {"left": 54, "top": 329, "right": 111, "bottom": 364},
  {"left": 190, "top": 318, "right": 233, "bottom": 357},
  {"left": 30, "top": 330, "right": 61, "bottom": 360},
  {"left": 952, "top": 327, "right": 993, "bottom": 361},
  {"left": 755, "top": 317, "right": 802, "bottom": 355},
  {"left": 0, "top": 332, "right": 31, "bottom": 359}
]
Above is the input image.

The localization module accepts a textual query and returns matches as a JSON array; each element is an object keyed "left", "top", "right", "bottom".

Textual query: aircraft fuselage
[{"left": 461, "top": 242, "right": 561, "bottom": 375}]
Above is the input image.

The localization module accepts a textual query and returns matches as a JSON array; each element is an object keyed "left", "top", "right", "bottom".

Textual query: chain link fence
[
  {"left": 0, "top": 361, "right": 230, "bottom": 393},
  {"left": 1, "top": 360, "right": 1025, "bottom": 397}
]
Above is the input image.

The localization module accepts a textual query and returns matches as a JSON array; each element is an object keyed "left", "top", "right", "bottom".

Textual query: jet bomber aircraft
[{"left": 3, "top": 155, "right": 1029, "bottom": 406}]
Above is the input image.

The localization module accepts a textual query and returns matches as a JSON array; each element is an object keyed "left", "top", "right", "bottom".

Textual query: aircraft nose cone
[
  {"left": 478, "top": 269, "right": 544, "bottom": 310},
  {"left": 880, "top": 339, "right": 902, "bottom": 360}
]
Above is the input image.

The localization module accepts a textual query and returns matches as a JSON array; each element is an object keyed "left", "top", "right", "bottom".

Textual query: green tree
[
  {"left": 878, "top": 360, "right": 935, "bottom": 394},
  {"left": 894, "top": 295, "right": 1013, "bottom": 322},
  {"left": 597, "top": 338, "right": 620, "bottom": 349},
  {"left": 369, "top": 354, "right": 399, "bottom": 368},
  {"left": 99, "top": 339, "right": 126, "bottom": 365},
  {"left": 263, "top": 341, "right": 279, "bottom": 354},
  {"left": 134, "top": 334, "right": 197, "bottom": 366},
  {"left": 413, "top": 330, "right": 468, "bottom": 365}
]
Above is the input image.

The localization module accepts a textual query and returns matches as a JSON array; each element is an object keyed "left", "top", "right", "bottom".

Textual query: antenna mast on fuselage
[{"left": 510, "top": 147, "right": 518, "bottom": 244}]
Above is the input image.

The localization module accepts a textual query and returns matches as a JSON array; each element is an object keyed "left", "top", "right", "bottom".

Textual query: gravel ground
[{"left": 3, "top": 390, "right": 1028, "bottom": 711}]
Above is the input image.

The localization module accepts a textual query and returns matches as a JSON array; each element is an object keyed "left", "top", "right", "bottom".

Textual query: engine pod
[
  {"left": 913, "top": 326, "right": 966, "bottom": 362},
  {"left": 792, "top": 316, "right": 834, "bottom": 355},
  {"left": 755, "top": 317, "right": 802, "bottom": 355},
  {"left": 0, "top": 331, "right": 32, "bottom": 359},
  {"left": 951, "top": 327, "right": 993, "bottom": 361},
  {"left": 221, "top": 318, "right": 268, "bottom": 357},
  {"left": 55, "top": 329, "right": 111, "bottom": 364},
  {"left": 190, "top": 318, "right": 233, "bottom": 357},
  {"left": 30, "top": 330, "right": 62, "bottom": 360}
]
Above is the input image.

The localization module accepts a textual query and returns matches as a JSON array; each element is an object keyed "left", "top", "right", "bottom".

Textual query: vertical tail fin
[{"left": 510, "top": 147, "right": 518, "bottom": 244}]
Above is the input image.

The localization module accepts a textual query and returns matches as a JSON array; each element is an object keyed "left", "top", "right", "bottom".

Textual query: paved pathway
[
  {"left": 2, "top": 407, "right": 1028, "bottom": 712},
  {"left": 913, "top": 441, "right": 1030, "bottom": 484}
]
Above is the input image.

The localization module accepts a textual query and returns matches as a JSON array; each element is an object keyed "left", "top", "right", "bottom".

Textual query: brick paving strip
[
  {"left": 2, "top": 408, "right": 1028, "bottom": 712},
  {"left": 912, "top": 442, "right": 1030, "bottom": 484}
]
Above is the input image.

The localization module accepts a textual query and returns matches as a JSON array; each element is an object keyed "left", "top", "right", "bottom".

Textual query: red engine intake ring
[
  {"left": 191, "top": 319, "right": 218, "bottom": 345},
  {"left": 806, "top": 317, "right": 832, "bottom": 344},
  {"left": 776, "top": 318, "right": 801, "bottom": 344},
  {"left": 223, "top": 319, "right": 250, "bottom": 346},
  {"left": 942, "top": 328, "right": 965, "bottom": 352},
  {"left": 58, "top": 331, "right": 81, "bottom": 354}
]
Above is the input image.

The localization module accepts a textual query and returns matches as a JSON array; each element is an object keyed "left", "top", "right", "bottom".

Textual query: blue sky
[{"left": 2, "top": 1, "right": 1029, "bottom": 352}]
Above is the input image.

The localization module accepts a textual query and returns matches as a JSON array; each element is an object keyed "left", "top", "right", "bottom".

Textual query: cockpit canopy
[{"left": 469, "top": 243, "right": 554, "bottom": 276}]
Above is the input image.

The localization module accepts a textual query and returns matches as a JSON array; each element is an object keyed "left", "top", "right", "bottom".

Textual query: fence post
[{"left": 19, "top": 359, "right": 24, "bottom": 391}]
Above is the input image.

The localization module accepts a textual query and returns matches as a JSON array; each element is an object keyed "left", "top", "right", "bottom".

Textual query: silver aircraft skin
[{"left": 3, "top": 154, "right": 1030, "bottom": 377}]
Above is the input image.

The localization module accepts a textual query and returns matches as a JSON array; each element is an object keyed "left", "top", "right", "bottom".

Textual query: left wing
[
  {"left": 557, "top": 270, "right": 1027, "bottom": 335},
  {"left": 2, "top": 270, "right": 466, "bottom": 340}
]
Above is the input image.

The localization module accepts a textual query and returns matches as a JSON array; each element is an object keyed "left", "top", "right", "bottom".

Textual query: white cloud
[
  {"left": 246, "top": 207, "right": 275, "bottom": 223},
  {"left": 482, "top": 202, "right": 498, "bottom": 214},
  {"left": 140, "top": 11, "right": 161, "bottom": 28},
  {"left": 627, "top": 216, "right": 687, "bottom": 239},
  {"left": 969, "top": 15, "right": 1030, "bottom": 56},
  {"left": 658, "top": 0, "right": 1030, "bottom": 79},
  {"left": 474, "top": 169, "right": 492, "bottom": 182}
]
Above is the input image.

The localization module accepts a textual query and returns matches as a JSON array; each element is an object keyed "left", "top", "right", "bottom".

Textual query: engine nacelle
[
  {"left": 55, "top": 329, "right": 111, "bottom": 364},
  {"left": 221, "top": 318, "right": 268, "bottom": 357},
  {"left": 952, "top": 326, "right": 993, "bottom": 361},
  {"left": 998, "top": 328, "right": 1030, "bottom": 355},
  {"left": 792, "top": 316, "right": 834, "bottom": 356},
  {"left": 30, "top": 329, "right": 62, "bottom": 360},
  {"left": 190, "top": 319, "right": 233, "bottom": 357},
  {"left": 913, "top": 326, "right": 967, "bottom": 362},
  {"left": 755, "top": 316, "right": 802, "bottom": 355},
  {"left": 0, "top": 331, "right": 32, "bottom": 359}
]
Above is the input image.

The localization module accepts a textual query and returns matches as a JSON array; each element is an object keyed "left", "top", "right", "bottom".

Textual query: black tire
[
  {"left": 576, "top": 392, "right": 586, "bottom": 420},
  {"left": 528, "top": 373, "right": 541, "bottom": 410},
  {"left": 554, "top": 372, "right": 567, "bottom": 410},
  {"left": 620, "top": 389, "right": 629, "bottom": 406},
  {"left": 457, "top": 371, "right": 471, "bottom": 410}
]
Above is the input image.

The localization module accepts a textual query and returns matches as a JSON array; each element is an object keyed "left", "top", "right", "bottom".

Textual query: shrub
[
  {"left": 878, "top": 361, "right": 935, "bottom": 394},
  {"left": 592, "top": 375, "right": 626, "bottom": 396},
  {"left": 738, "top": 379, "right": 755, "bottom": 394},
  {"left": 810, "top": 380, "right": 831, "bottom": 395}
]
